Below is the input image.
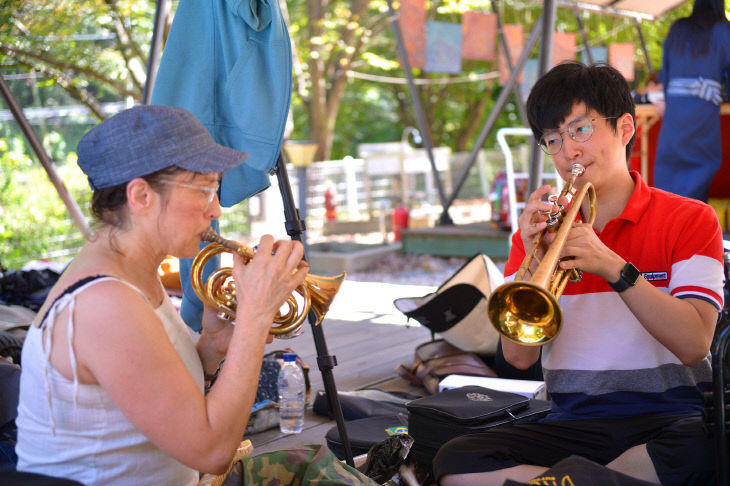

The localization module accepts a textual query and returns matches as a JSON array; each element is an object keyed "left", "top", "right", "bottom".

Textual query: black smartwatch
[{"left": 608, "top": 263, "right": 641, "bottom": 293}]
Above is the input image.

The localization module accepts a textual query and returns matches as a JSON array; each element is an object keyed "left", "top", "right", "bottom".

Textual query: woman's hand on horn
[
  {"left": 199, "top": 304, "right": 236, "bottom": 359},
  {"left": 232, "top": 235, "right": 309, "bottom": 329}
]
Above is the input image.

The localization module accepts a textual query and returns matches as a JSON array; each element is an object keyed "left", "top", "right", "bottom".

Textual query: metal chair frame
[{"left": 711, "top": 318, "right": 730, "bottom": 486}]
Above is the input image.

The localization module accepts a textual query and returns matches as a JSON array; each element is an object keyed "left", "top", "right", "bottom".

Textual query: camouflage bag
[{"left": 228, "top": 444, "right": 379, "bottom": 486}]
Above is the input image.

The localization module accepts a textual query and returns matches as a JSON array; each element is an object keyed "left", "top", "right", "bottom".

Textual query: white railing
[
  {"left": 248, "top": 143, "right": 535, "bottom": 238},
  {"left": 496, "top": 128, "right": 561, "bottom": 238}
]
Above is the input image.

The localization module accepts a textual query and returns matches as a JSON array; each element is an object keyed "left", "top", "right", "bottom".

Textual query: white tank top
[{"left": 15, "top": 276, "right": 203, "bottom": 486}]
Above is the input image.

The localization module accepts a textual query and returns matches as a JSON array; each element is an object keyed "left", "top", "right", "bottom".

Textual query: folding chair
[
  {"left": 709, "top": 319, "right": 730, "bottom": 486},
  {"left": 704, "top": 245, "right": 730, "bottom": 486}
]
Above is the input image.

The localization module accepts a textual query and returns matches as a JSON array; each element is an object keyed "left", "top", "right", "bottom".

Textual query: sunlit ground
[{"left": 325, "top": 280, "right": 434, "bottom": 326}]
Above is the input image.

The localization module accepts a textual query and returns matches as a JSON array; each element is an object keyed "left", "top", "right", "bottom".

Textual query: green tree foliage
[
  {"left": 0, "top": 141, "right": 90, "bottom": 270},
  {"left": 1, "top": 0, "right": 710, "bottom": 159},
  {"left": 290, "top": 0, "right": 708, "bottom": 158},
  {"left": 0, "top": 0, "right": 156, "bottom": 116},
  {"left": 285, "top": 0, "right": 391, "bottom": 160},
  {"left": 1, "top": 0, "right": 723, "bottom": 268}
]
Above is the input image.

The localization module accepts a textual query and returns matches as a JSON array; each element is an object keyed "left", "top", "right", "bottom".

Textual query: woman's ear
[
  {"left": 619, "top": 112, "right": 636, "bottom": 146},
  {"left": 126, "top": 178, "right": 156, "bottom": 215}
]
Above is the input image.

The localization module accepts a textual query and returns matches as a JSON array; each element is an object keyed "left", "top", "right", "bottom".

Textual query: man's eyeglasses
[
  {"left": 538, "top": 117, "right": 617, "bottom": 155},
  {"left": 154, "top": 179, "right": 220, "bottom": 211}
]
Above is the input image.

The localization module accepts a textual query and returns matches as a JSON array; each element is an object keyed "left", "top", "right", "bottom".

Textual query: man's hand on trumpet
[
  {"left": 518, "top": 185, "right": 570, "bottom": 257},
  {"left": 558, "top": 221, "right": 625, "bottom": 285}
]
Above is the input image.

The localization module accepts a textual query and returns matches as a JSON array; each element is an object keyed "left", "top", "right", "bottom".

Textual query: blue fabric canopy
[{"left": 151, "top": 0, "right": 292, "bottom": 206}]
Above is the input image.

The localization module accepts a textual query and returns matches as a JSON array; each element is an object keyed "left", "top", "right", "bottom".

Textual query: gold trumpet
[
  {"left": 487, "top": 164, "right": 596, "bottom": 346},
  {"left": 191, "top": 228, "right": 346, "bottom": 339}
]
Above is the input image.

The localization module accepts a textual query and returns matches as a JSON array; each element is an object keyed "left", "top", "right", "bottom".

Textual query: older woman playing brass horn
[{"left": 14, "top": 105, "right": 308, "bottom": 484}]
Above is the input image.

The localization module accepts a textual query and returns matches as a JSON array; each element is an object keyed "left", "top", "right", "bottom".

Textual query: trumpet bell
[{"left": 488, "top": 279, "right": 562, "bottom": 346}]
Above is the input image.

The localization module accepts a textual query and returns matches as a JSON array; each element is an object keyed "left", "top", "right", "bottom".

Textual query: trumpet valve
[
  {"left": 540, "top": 195, "right": 562, "bottom": 228},
  {"left": 568, "top": 268, "right": 584, "bottom": 283}
]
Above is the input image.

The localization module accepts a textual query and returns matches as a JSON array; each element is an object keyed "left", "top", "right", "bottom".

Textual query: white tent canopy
[{"left": 560, "top": 0, "right": 690, "bottom": 19}]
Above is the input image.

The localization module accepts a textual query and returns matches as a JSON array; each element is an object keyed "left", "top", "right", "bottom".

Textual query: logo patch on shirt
[{"left": 641, "top": 271, "right": 668, "bottom": 281}]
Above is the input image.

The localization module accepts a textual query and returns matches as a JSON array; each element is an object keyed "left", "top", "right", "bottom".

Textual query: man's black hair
[{"left": 526, "top": 62, "right": 636, "bottom": 162}]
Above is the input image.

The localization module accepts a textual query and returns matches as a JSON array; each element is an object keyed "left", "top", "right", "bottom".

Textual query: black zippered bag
[
  {"left": 325, "top": 415, "right": 408, "bottom": 460},
  {"left": 406, "top": 385, "right": 529, "bottom": 424},
  {"left": 406, "top": 386, "right": 550, "bottom": 462}
]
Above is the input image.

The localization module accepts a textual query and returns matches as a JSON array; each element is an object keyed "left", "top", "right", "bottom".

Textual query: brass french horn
[
  {"left": 191, "top": 228, "right": 345, "bottom": 339},
  {"left": 487, "top": 164, "right": 596, "bottom": 346}
]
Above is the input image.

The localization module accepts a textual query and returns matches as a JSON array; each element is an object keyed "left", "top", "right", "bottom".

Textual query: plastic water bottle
[{"left": 277, "top": 353, "right": 305, "bottom": 434}]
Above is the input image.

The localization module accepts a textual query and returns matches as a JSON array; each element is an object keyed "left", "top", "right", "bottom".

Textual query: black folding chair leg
[{"left": 711, "top": 323, "right": 730, "bottom": 486}]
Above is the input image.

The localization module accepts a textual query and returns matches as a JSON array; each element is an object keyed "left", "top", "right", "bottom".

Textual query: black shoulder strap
[{"left": 40, "top": 275, "right": 111, "bottom": 327}]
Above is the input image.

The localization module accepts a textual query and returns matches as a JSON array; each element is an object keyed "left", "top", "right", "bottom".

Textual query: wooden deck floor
[{"left": 249, "top": 279, "right": 435, "bottom": 455}]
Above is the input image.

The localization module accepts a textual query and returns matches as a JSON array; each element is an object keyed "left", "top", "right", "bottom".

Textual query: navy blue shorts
[{"left": 432, "top": 414, "right": 715, "bottom": 486}]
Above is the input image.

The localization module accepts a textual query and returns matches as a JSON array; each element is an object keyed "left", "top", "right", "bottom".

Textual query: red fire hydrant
[
  {"left": 324, "top": 183, "right": 337, "bottom": 221},
  {"left": 392, "top": 205, "right": 409, "bottom": 242}
]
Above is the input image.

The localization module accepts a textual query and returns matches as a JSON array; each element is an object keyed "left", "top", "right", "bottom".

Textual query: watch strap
[{"left": 608, "top": 263, "right": 640, "bottom": 293}]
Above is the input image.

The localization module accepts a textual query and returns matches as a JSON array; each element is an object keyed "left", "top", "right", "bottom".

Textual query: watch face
[{"left": 623, "top": 263, "right": 640, "bottom": 284}]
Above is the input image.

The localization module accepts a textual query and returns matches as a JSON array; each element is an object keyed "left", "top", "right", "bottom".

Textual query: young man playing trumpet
[{"left": 434, "top": 62, "right": 724, "bottom": 485}]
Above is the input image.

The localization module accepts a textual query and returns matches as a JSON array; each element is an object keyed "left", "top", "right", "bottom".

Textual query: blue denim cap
[{"left": 77, "top": 105, "right": 249, "bottom": 190}]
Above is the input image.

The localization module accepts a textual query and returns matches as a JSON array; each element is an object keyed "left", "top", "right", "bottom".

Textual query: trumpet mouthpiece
[
  {"left": 201, "top": 227, "right": 220, "bottom": 243},
  {"left": 200, "top": 227, "right": 249, "bottom": 257},
  {"left": 570, "top": 164, "right": 585, "bottom": 176}
]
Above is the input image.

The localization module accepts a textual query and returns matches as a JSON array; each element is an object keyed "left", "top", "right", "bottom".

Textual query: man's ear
[
  {"left": 619, "top": 112, "right": 635, "bottom": 146},
  {"left": 126, "top": 178, "right": 155, "bottom": 214}
]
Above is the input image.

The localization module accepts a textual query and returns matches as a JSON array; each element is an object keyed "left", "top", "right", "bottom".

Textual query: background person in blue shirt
[{"left": 653, "top": 0, "right": 730, "bottom": 202}]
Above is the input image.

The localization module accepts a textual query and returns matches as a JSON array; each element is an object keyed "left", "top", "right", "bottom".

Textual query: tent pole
[
  {"left": 0, "top": 74, "right": 93, "bottom": 241},
  {"left": 527, "top": 0, "right": 557, "bottom": 195},
  {"left": 142, "top": 0, "right": 170, "bottom": 105},
  {"left": 574, "top": 8, "right": 594, "bottom": 65},
  {"left": 491, "top": 0, "right": 529, "bottom": 127},
  {"left": 439, "top": 18, "right": 542, "bottom": 222},
  {"left": 385, "top": 0, "right": 453, "bottom": 225},
  {"left": 634, "top": 19, "right": 653, "bottom": 73}
]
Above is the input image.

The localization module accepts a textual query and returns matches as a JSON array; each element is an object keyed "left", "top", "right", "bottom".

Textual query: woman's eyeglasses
[{"left": 154, "top": 179, "right": 220, "bottom": 211}]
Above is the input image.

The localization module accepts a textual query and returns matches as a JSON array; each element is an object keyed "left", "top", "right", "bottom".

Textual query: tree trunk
[{"left": 302, "top": 0, "right": 372, "bottom": 161}]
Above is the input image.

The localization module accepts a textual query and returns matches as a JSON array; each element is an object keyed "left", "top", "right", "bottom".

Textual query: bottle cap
[{"left": 282, "top": 353, "right": 297, "bottom": 362}]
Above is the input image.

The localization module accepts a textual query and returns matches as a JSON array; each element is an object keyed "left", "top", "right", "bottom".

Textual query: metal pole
[
  {"left": 491, "top": 0, "right": 528, "bottom": 127},
  {"left": 574, "top": 9, "right": 594, "bottom": 65},
  {"left": 634, "top": 18, "right": 653, "bottom": 73},
  {"left": 711, "top": 321, "right": 729, "bottom": 486},
  {"left": 527, "top": 0, "right": 557, "bottom": 195},
  {"left": 440, "top": 18, "right": 543, "bottom": 217},
  {"left": 385, "top": 0, "right": 452, "bottom": 225},
  {"left": 0, "top": 74, "right": 93, "bottom": 241},
  {"left": 142, "top": 0, "right": 170, "bottom": 105},
  {"left": 296, "top": 165, "right": 309, "bottom": 253},
  {"left": 273, "top": 154, "right": 354, "bottom": 467}
]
